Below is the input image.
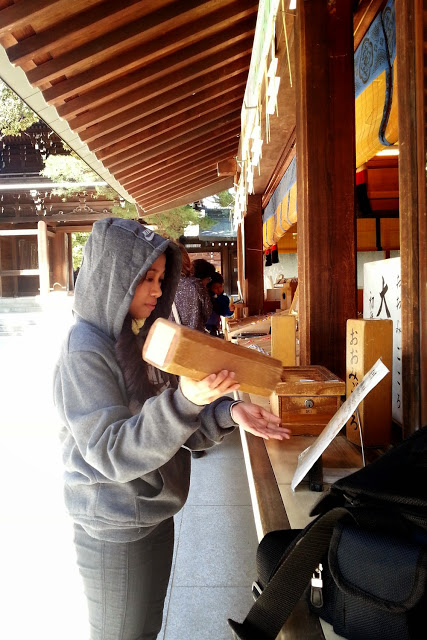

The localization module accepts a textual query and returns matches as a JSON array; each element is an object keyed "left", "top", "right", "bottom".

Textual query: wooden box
[
  {"left": 143, "top": 318, "right": 283, "bottom": 396},
  {"left": 270, "top": 365, "right": 345, "bottom": 435}
]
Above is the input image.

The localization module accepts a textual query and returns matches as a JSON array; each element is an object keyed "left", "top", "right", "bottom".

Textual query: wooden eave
[
  {"left": 250, "top": 0, "right": 388, "bottom": 205},
  {"left": 0, "top": 0, "right": 258, "bottom": 215}
]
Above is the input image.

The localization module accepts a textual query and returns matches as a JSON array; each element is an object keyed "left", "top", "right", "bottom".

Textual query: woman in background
[{"left": 170, "top": 247, "right": 213, "bottom": 332}]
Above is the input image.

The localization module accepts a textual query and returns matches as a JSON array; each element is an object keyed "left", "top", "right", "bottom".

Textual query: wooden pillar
[
  {"left": 244, "top": 195, "right": 264, "bottom": 316},
  {"left": 11, "top": 237, "right": 18, "bottom": 296},
  {"left": 51, "top": 231, "right": 67, "bottom": 290},
  {"left": 220, "top": 244, "right": 230, "bottom": 293},
  {"left": 395, "top": 0, "right": 426, "bottom": 434},
  {"left": 236, "top": 224, "right": 244, "bottom": 299},
  {"left": 37, "top": 220, "right": 50, "bottom": 295},
  {"left": 67, "top": 233, "right": 74, "bottom": 292},
  {"left": 295, "top": 0, "right": 357, "bottom": 380},
  {"left": 0, "top": 239, "right": 2, "bottom": 297}
]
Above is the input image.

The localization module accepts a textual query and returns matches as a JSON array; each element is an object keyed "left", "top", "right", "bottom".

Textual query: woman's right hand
[{"left": 180, "top": 370, "right": 240, "bottom": 406}]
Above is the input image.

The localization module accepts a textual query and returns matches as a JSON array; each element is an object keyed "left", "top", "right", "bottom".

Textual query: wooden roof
[{"left": 0, "top": 0, "right": 258, "bottom": 214}]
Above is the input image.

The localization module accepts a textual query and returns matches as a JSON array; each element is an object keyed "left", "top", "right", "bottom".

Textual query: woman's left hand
[
  {"left": 231, "top": 402, "right": 291, "bottom": 440},
  {"left": 180, "top": 370, "right": 240, "bottom": 406}
]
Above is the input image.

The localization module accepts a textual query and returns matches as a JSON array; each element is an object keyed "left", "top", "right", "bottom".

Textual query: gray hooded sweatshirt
[{"left": 54, "top": 218, "right": 236, "bottom": 542}]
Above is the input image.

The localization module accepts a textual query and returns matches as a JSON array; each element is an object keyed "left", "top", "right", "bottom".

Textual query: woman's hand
[
  {"left": 180, "top": 370, "right": 240, "bottom": 406},
  {"left": 231, "top": 402, "right": 291, "bottom": 441}
]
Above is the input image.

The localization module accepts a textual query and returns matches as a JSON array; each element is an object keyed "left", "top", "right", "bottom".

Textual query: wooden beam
[
  {"left": 130, "top": 144, "right": 238, "bottom": 197},
  {"left": 133, "top": 166, "right": 220, "bottom": 202},
  {"left": 0, "top": 229, "right": 55, "bottom": 237},
  {"left": 141, "top": 177, "right": 234, "bottom": 215},
  {"left": 25, "top": 0, "right": 223, "bottom": 87},
  {"left": 65, "top": 41, "right": 252, "bottom": 131},
  {"left": 295, "top": 0, "right": 357, "bottom": 381},
  {"left": 261, "top": 130, "right": 296, "bottom": 210},
  {"left": 119, "top": 128, "right": 241, "bottom": 187},
  {"left": 105, "top": 99, "right": 242, "bottom": 169},
  {"left": 92, "top": 73, "right": 247, "bottom": 156},
  {"left": 0, "top": 0, "right": 65, "bottom": 36},
  {"left": 353, "top": 0, "right": 386, "bottom": 51},
  {"left": 81, "top": 60, "right": 247, "bottom": 146},
  {"left": 7, "top": 0, "right": 147, "bottom": 65},
  {"left": 42, "top": 7, "right": 256, "bottom": 106},
  {"left": 395, "top": 0, "right": 426, "bottom": 433},
  {"left": 110, "top": 111, "right": 241, "bottom": 176},
  {"left": 138, "top": 172, "right": 220, "bottom": 210},
  {"left": 0, "top": 269, "right": 40, "bottom": 276},
  {"left": 138, "top": 178, "right": 222, "bottom": 212},
  {"left": 217, "top": 157, "right": 237, "bottom": 177},
  {"left": 54, "top": 226, "right": 94, "bottom": 233}
]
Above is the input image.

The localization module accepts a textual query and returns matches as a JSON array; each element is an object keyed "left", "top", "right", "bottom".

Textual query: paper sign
[{"left": 291, "top": 359, "right": 390, "bottom": 491}]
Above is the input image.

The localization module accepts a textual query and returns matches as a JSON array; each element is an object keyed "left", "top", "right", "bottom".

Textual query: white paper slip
[{"left": 291, "top": 358, "right": 390, "bottom": 492}]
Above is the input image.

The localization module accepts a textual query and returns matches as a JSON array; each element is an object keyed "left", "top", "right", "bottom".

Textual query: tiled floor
[
  {"left": 0, "top": 296, "right": 257, "bottom": 640},
  {"left": 159, "top": 429, "right": 257, "bottom": 640}
]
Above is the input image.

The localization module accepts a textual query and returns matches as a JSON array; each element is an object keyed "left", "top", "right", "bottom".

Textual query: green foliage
[
  {"left": 41, "top": 153, "right": 138, "bottom": 217},
  {"left": 0, "top": 81, "right": 40, "bottom": 136},
  {"left": 147, "top": 205, "right": 214, "bottom": 240},
  {"left": 72, "top": 232, "right": 90, "bottom": 270},
  {"left": 210, "top": 189, "right": 235, "bottom": 209}
]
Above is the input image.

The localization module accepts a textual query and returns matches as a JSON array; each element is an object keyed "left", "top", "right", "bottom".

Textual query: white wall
[{"left": 264, "top": 253, "right": 298, "bottom": 291}]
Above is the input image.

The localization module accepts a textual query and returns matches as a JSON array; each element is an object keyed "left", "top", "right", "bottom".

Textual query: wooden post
[
  {"left": 51, "top": 231, "right": 67, "bottom": 290},
  {"left": 37, "top": 220, "right": 50, "bottom": 295},
  {"left": 295, "top": 0, "right": 357, "bottom": 380},
  {"left": 11, "top": 237, "right": 18, "bottom": 296},
  {"left": 0, "top": 239, "right": 2, "bottom": 297},
  {"left": 67, "top": 233, "right": 74, "bottom": 292},
  {"left": 236, "top": 224, "right": 244, "bottom": 300},
  {"left": 395, "top": 0, "right": 426, "bottom": 434},
  {"left": 244, "top": 195, "right": 264, "bottom": 316}
]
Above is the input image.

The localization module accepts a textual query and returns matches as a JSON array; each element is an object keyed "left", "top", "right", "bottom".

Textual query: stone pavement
[{"left": 0, "top": 294, "right": 257, "bottom": 640}]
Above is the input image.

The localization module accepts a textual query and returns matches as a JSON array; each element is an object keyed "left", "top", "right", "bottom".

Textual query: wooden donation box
[
  {"left": 270, "top": 366, "right": 345, "bottom": 435},
  {"left": 345, "top": 318, "right": 393, "bottom": 447},
  {"left": 143, "top": 318, "right": 283, "bottom": 396}
]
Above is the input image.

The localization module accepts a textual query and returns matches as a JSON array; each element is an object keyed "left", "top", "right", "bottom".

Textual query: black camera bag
[{"left": 228, "top": 425, "right": 427, "bottom": 640}]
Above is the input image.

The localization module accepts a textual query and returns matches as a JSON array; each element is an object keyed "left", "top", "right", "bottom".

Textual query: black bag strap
[{"left": 228, "top": 507, "right": 350, "bottom": 640}]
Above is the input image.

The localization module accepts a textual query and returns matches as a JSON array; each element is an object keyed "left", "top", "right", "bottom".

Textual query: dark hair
[
  {"left": 210, "top": 272, "right": 224, "bottom": 285},
  {"left": 192, "top": 258, "right": 216, "bottom": 280}
]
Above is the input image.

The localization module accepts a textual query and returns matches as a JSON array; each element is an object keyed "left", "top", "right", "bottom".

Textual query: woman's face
[{"left": 129, "top": 253, "right": 166, "bottom": 319}]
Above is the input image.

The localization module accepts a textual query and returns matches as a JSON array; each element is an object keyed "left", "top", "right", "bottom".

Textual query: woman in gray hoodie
[{"left": 54, "top": 218, "right": 288, "bottom": 640}]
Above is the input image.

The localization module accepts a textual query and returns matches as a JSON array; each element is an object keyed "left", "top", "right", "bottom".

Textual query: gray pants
[{"left": 73, "top": 518, "right": 174, "bottom": 640}]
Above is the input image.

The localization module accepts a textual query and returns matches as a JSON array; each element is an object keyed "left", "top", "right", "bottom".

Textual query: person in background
[
  {"left": 192, "top": 258, "right": 216, "bottom": 288},
  {"left": 206, "top": 272, "right": 235, "bottom": 337},
  {"left": 170, "top": 250, "right": 214, "bottom": 458},
  {"left": 169, "top": 246, "right": 212, "bottom": 333},
  {"left": 54, "top": 218, "right": 290, "bottom": 640}
]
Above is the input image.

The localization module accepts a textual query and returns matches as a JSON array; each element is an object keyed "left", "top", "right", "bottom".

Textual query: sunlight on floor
[{"left": 0, "top": 295, "right": 90, "bottom": 640}]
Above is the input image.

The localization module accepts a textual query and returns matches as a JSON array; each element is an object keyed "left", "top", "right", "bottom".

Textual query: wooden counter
[{"left": 238, "top": 392, "right": 366, "bottom": 640}]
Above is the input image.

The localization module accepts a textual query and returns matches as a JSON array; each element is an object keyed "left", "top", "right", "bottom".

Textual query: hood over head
[{"left": 73, "top": 218, "right": 181, "bottom": 340}]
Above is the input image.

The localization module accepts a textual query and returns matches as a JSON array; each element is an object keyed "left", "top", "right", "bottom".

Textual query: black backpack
[{"left": 228, "top": 425, "right": 427, "bottom": 640}]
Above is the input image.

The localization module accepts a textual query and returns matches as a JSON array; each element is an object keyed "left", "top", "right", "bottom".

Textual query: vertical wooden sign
[
  {"left": 363, "top": 257, "right": 402, "bottom": 425},
  {"left": 271, "top": 314, "right": 296, "bottom": 366},
  {"left": 346, "top": 319, "right": 393, "bottom": 447}
]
